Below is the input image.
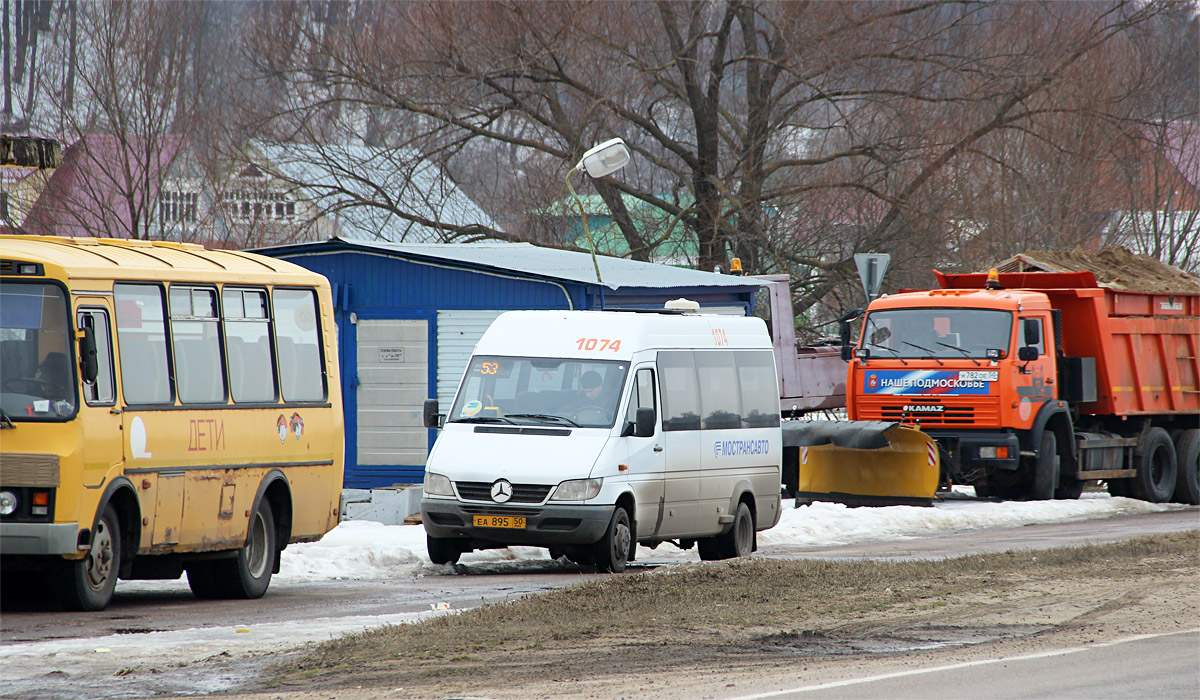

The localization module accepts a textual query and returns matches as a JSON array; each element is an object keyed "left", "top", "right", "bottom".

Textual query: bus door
[
  {"left": 75, "top": 301, "right": 122, "bottom": 491},
  {"left": 113, "top": 283, "right": 182, "bottom": 547}
]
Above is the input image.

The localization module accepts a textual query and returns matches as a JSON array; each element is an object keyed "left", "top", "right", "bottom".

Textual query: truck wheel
[
  {"left": 223, "top": 499, "right": 276, "bottom": 599},
  {"left": 1030, "top": 430, "right": 1059, "bottom": 501},
  {"left": 427, "top": 534, "right": 463, "bottom": 565},
  {"left": 56, "top": 505, "right": 121, "bottom": 611},
  {"left": 1054, "top": 478, "right": 1084, "bottom": 500},
  {"left": 592, "top": 507, "right": 631, "bottom": 573},
  {"left": 1170, "top": 429, "right": 1200, "bottom": 505},
  {"left": 717, "top": 502, "right": 756, "bottom": 559},
  {"left": 1132, "top": 427, "right": 1177, "bottom": 503}
]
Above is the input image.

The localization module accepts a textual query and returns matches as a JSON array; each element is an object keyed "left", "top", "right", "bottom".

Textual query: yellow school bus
[{"left": 0, "top": 235, "right": 343, "bottom": 611}]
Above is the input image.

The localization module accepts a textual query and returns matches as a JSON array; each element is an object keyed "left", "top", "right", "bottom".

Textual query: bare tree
[{"left": 23, "top": 1, "right": 210, "bottom": 240}]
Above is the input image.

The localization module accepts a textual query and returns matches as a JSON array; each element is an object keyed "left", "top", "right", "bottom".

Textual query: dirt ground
[{"left": 182, "top": 532, "right": 1199, "bottom": 700}]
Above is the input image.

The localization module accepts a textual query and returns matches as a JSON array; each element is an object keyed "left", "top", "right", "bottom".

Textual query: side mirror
[
  {"left": 78, "top": 326, "right": 99, "bottom": 384},
  {"left": 840, "top": 345, "right": 854, "bottom": 362},
  {"left": 422, "top": 399, "right": 442, "bottom": 429},
  {"left": 634, "top": 407, "right": 656, "bottom": 438},
  {"left": 1023, "top": 318, "right": 1041, "bottom": 346},
  {"left": 1018, "top": 346, "right": 1038, "bottom": 362}
]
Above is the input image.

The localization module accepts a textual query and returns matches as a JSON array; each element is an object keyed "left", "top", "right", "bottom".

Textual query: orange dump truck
[{"left": 842, "top": 266, "right": 1199, "bottom": 503}]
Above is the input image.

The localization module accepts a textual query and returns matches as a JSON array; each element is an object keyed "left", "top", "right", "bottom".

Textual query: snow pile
[{"left": 277, "top": 493, "right": 1183, "bottom": 581}]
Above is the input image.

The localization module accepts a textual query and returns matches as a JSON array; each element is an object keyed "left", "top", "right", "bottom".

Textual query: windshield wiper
[
  {"left": 900, "top": 341, "right": 944, "bottom": 366},
  {"left": 865, "top": 342, "right": 906, "bottom": 365},
  {"left": 0, "top": 408, "right": 14, "bottom": 429},
  {"left": 507, "top": 413, "right": 581, "bottom": 428},
  {"left": 448, "top": 416, "right": 515, "bottom": 425},
  {"left": 936, "top": 341, "right": 983, "bottom": 365}
]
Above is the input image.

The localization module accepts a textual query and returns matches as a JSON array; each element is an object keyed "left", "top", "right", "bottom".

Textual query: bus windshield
[
  {"left": 861, "top": 308, "right": 1012, "bottom": 360},
  {"left": 449, "top": 356, "right": 628, "bottom": 429},
  {"left": 0, "top": 283, "right": 76, "bottom": 419}
]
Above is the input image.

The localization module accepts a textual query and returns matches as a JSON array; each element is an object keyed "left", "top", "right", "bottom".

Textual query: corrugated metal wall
[{"left": 263, "top": 245, "right": 758, "bottom": 488}]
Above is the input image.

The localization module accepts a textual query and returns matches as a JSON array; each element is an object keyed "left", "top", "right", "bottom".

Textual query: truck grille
[
  {"left": 454, "top": 481, "right": 553, "bottom": 504},
  {"left": 857, "top": 397, "right": 1000, "bottom": 428}
]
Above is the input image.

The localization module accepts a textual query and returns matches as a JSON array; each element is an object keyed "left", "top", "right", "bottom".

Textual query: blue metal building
[{"left": 255, "top": 237, "right": 765, "bottom": 488}]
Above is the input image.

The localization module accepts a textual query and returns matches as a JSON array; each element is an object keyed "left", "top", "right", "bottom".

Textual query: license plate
[{"left": 472, "top": 515, "right": 526, "bottom": 529}]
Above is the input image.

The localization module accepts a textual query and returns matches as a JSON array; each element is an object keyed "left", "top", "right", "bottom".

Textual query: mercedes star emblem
[{"left": 490, "top": 479, "right": 513, "bottom": 503}]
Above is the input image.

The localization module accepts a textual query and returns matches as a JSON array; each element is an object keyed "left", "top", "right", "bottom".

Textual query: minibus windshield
[
  {"left": 861, "top": 308, "right": 1012, "bottom": 360},
  {"left": 0, "top": 283, "right": 76, "bottom": 420},
  {"left": 449, "top": 356, "right": 628, "bottom": 429}
]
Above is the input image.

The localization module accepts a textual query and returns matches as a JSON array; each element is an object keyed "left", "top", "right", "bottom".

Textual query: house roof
[
  {"left": 21, "top": 135, "right": 182, "bottom": 238},
  {"left": 254, "top": 142, "right": 501, "bottom": 243},
  {"left": 255, "top": 237, "right": 765, "bottom": 292}
]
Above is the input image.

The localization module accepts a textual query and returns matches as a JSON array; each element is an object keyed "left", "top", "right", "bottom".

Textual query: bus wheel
[
  {"left": 57, "top": 505, "right": 120, "bottom": 611},
  {"left": 225, "top": 500, "right": 276, "bottom": 599},
  {"left": 1030, "top": 430, "right": 1059, "bottom": 501},
  {"left": 186, "top": 561, "right": 228, "bottom": 599},
  {"left": 592, "top": 507, "right": 631, "bottom": 573},
  {"left": 1171, "top": 430, "right": 1200, "bottom": 505},
  {"left": 1133, "top": 428, "right": 1177, "bottom": 503},
  {"left": 427, "top": 535, "right": 463, "bottom": 565},
  {"left": 717, "top": 502, "right": 756, "bottom": 559}
]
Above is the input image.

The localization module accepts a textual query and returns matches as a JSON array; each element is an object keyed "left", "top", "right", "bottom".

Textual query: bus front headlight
[
  {"left": 423, "top": 473, "right": 454, "bottom": 497},
  {"left": 0, "top": 491, "right": 16, "bottom": 516},
  {"left": 551, "top": 478, "right": 602, "bottom": 501}
]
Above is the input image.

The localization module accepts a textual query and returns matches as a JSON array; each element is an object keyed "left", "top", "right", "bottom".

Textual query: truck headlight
[
  {"left": 979, "top": 446, "right": 1009, "bottom": 459},
  {"left": 0, "top": 490, "right": 15, "bottom": 516},
  {"left": 423, "top": 472, "right": 454, "bottom": 497},
  {"left": 551, "top": 478, "right": 602, "bottom": 501}
]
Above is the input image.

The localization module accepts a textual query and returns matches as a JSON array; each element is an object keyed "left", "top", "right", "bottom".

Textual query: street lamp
[{"left": 566, "top": 138, "right": 631, "bottom": 283}]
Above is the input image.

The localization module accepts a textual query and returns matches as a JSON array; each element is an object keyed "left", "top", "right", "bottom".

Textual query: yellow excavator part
[{"left": 786, "top": 421, "right": 940, "bottom": 507}]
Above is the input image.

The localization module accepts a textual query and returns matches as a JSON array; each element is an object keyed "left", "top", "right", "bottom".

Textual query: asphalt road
[
  {"left": 725, "top": 629, "right": 1200, "bottom": 700},
  {"left": 3, "top": 508, "right": 1197, "bottom": 644}
]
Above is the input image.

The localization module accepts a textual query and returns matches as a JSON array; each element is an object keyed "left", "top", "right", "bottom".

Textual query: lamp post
[{"left": 566, "top": 138, "right": 631, "bottom": 283}]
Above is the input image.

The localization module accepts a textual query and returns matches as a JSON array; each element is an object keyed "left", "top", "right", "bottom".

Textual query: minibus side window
[
  {"left": 114, "top": 284, "right": 172, "bottom": 404},
  {"left": 273, "top": 288, "right": 326, "bottom": 402},
  {"left": 658, "top": 351, "right": 700, "bottom": 431},
  {"left": 695, "top": 351, "right": 742, "bottom": 429},
  {"left": 223, "top": 288, "right": 276, "bottom": 403},
  {"left": 77, "top": 309, "right": 115, "bottom": 405},
  {"left": 170, "top": 286, "right": 225, "bottom": 404},
  {"left": 737, "top": 351, "right": 780, "bottom": 428}
]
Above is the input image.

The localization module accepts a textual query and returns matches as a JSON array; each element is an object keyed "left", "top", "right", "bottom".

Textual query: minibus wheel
[
  {"left": 56, "top": 505, "right": 120, "bottom": 611},
  {"left": 718, "top": 501, "right": 755, "bottom": 559},
  {"left": 427, "top": 534, "right": 463, "bottom": 565},
  {"left": 592, "top": 507, "right": 631, "bottom": 573}
]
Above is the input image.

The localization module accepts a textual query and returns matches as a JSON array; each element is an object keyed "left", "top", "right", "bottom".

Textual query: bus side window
[
  {"left": 273, "top": 288, "right": 326, "bottom": 402},
  {"left": 77, "top": 309, "right": 115, "bottom": 405},
  {"left": 224, "top": 288, "right": 277, "bottom": 403},
  {"left": 170, "top": 286, "right": 225, "bottom": 404},
  {"left": 114, "top": 284, "right": 172, "bottom": 405}
]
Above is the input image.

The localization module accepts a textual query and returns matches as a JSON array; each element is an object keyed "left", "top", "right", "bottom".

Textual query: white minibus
[{"left": 420, "top": 303, "right": 782, "bottom": 571}]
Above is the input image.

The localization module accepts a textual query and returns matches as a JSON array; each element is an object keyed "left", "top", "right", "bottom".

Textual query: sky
[{"left": 0, "top": 492, "right": 1188, "bottom": 700}]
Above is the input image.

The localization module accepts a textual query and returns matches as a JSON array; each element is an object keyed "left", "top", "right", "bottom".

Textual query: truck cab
[{"left": 846, "top": 285, "right": 1068, "bottom": 498}]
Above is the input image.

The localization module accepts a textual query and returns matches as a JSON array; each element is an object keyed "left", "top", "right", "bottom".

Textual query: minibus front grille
[{"left": 455, "top": 482, "right": 553, "bottom": 504}]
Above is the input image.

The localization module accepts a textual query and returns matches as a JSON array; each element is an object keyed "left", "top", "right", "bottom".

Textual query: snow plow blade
[{"left": 782, "top": 421, "right": 939, "bottom": 507}]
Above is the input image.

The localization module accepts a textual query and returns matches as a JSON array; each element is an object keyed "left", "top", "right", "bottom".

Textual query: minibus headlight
[
  {"left": 0, "top": 491, "right": 16, "bottom": 516},
  {"left": 423, "top": 473, "right": 454, "bottom": 497},
  {"left": 551, "top": 478, "right": 602, "bottom": 501}
]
